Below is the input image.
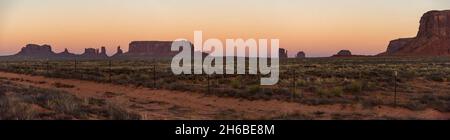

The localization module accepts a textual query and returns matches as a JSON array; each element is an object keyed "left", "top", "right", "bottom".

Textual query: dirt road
[{"left": 0, "top": 71, "right": 448, "bottom": 120}]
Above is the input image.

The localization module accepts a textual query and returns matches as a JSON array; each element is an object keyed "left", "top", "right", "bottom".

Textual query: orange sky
[{"left": 0, "top": 0, "right": 449, "bottom": 57}]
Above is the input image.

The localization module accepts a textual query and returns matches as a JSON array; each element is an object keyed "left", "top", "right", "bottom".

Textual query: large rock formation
[
  {"left": 6, "top": 41, "right": 198, "bottom": 60},
  {"left": 334, "top": 50, "right": 352, "bottom": 57},
  {"left": 16, "top": 44, "right": 54, "bottom": 57},
  {"left": 332, "top": 50, "right": 371, "bottom": 57},
  {"left": 296, "top": 51, "right": 306, "bottom": 58},
  {"left": 116, "top": 46, "right": 123, "bottom": 54},
  {"left": 382, "top": 10, "right": 450, "bottom": 56},
  {"left": 100, "top": 46, "right": 107, "bottom": 56},
  {"left": 279, "top": 48, "right": 288, "bottom": 58},
  {"left": 118, "top": 41, "right": 193, "bottom": 58},
  {"left": 112, "top": 46, "right": 123, "bottom": 57},
  {"left": 11, "top": 44, "right": 109, "bottom": 60},
  {"left": 127, "top": 41, "right": 179, "bottom": 57},
  {"left": 56, "top": 48, "right": 76, "bottom": 58},
  {"left": 81, "top": 48, "right": 98, "bottom": 57},
  {"left": 80, "top": 47, "right": 108, "bottom": 59}
]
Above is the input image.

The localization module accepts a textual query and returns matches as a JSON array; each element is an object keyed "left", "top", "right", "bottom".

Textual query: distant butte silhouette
[
  {"left": 3, "top": 41, "right": 194, "bottom": 60},
  {"left": 296, "top": 51, "right": 306, "bottom": 58},
  {"left": 332, "top": 50, "right": 353, "bottom": 57},
  {"left": 10, "top": 44, "right": 108, "bottom": 60},
  {"left": 279, "top": 48, "right": 288, "bottom": 58}
]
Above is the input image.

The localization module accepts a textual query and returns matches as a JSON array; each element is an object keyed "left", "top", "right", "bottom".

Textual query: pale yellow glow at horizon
[{"left": 0, "top": 0, "right": 449, "bottom": 57}]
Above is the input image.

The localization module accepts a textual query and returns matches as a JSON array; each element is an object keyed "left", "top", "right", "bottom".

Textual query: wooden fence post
[
  {"left": 293, "top": 69, "right": 297, "bottom": 100},
  {"left": 109, "top": 60, "right": 112, "bottom": 82},
  {"left": 74, "top": 59, "right": 77, "bottom": 73},
  {"left": 394, "top": 71, "right": 398, "bottom": 107},
  {"left": 46, "top": 61, "right": 50, "bottom": 76},
  {"left": 359, "top": 71, "right": 363, "bottom": 92},
  {"left": 153, "top": 63, "right": 157, "bottom": 89},
  {"left": 207, "top": 74, "right": 211, "bottom": 94}
]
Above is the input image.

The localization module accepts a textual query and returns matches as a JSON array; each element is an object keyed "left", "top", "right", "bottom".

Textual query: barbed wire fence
[{"left": 0, "top": 59, "right": 440, "bottom": 109}]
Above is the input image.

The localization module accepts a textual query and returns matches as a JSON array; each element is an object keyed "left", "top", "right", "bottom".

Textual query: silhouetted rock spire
[{"left": 279, "top": 48, "right": 288, "bottom": 58}]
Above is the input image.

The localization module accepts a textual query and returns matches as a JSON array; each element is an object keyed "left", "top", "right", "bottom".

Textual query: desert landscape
[
  {"left": 1, "top": 55, "right": 450, "bottom": 120},
  {"left": 0, "top": 2, "right": 449, "bottom": 120}
]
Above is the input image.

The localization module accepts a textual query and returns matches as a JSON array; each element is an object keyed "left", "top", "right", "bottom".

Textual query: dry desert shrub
[{"left": 0, "top": 80, "right": 142, "bottom": 120}]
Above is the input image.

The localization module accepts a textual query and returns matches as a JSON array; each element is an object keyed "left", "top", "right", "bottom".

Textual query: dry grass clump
[{"left": 0, "top": 80, "right": 141, "bottom": 120}]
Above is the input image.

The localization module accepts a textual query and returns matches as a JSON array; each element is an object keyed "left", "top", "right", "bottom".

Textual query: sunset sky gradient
[{"left": 0, "top": 0, "right": 449, "bottom": 57}]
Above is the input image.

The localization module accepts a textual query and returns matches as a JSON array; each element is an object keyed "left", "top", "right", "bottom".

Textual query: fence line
[{"left": 0, "top": 59, "right": 412, "bottom": 108}]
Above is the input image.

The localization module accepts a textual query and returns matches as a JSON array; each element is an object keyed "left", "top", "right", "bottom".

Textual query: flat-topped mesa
[
  {"left": 382, "top": 10, "right": 450, "bottom": 56},
  {"left": 16, "top": 44, "right": 54, "bottom": 57},
  {"left": 10, "top": 43, "right": 115, "bottom": 60},
  {"left": 128, "top": 41, "right": 177, "bottom": 56},
  {"left": 124, "top": 41, "right": 192, "bottom": 58},
  {"left": 82, "top": 48, "right": 98, "bottom": 56}
]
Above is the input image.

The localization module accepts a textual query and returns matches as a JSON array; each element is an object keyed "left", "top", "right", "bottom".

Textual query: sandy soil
[{"left": 0, "top": 71, "right": 448, "bottom": 120}]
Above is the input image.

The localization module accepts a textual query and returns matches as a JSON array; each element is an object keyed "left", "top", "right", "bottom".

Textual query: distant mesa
[
  {"left": 12, "top": 44, "right": 109, "bottom": 60},
  {"left": 124, "top": 41, "right": 181, "bottom": 58},
  {"left": 6, "top": 40, "right": 197, "bottom": 60},
  {"left": 113, "top": 40, "right": 194, "bottom": 59},
  {"left": 380, "top": 10, "right": 450, "bottom": 56},
  {"left": 81, "top": 48, "right": 97, "bottom": 56},
  {"left": 5, "top": 43, "right": 295, "bottom": 59},
  {"left": 16, "top": 44, "right": 53, "bottom": 57},
  {"left": 296, "top": 51, "right": 306, "bottom": 58},
  {"left": 279, "top": 48, "right": 288, "bottom": 58}
]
